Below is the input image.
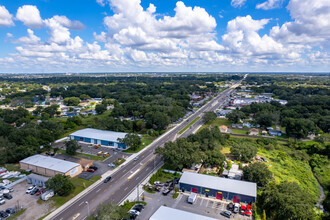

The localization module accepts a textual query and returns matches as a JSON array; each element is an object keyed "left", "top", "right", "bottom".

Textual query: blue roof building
[{"left": 69, "top": 128, "right": 128, "bottom": 149}]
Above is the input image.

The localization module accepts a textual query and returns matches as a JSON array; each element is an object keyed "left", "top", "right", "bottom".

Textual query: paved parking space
[
  {"left": 0, "top": 181, "right": 54, "bottom": 220},
  {"left": 137, "top": 190, "right": 251, "bottom": 220}
]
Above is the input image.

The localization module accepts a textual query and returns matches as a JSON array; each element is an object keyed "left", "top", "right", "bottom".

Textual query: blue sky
[{"left": 0, "top": 0, "right": 329, "bottom": 73}]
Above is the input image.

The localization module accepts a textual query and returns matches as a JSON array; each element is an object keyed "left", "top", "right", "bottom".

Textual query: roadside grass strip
[{"left": 178, "top": 117, "right": 200, "bottom": 134}]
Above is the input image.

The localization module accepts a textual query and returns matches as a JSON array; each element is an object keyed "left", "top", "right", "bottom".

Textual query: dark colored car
[
  {"left": 155, "top": 186, "right": 161, "bottom": 192},
  {"left": 220, "top": 211, "right": 232, "bottom": 218},
  {"left": 89, "top": 166, "right": 98, "bottom": 171},
  {"left": 31, "top": 188, "right": 39, "bottom": 195},
  {"left": 3, "top": 193, "right": 12, "bottom": 199},
  {"left": 87, "top": 168, "right": 95, "bottom": 173},
  {"left": 173, "top": 177, "right": 180, "bottom": 184},
  {"left": 104, "top": 176, "right": 111, "bottom": 183},
  {"left": 133, "top": 204, "right": 144, "bottom": 212},
  {"left": 227, "top": 203, "right": 234, "bottom": 211},
  {"left": 0, "top": 211, "right": 9, "bottom": 218},
  {"left": 6, "top": 208, "right": 15, "bottom": 214}
]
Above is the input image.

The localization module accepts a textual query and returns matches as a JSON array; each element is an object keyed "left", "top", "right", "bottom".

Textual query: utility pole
[{"left": 86, "top": 201, "right": 90, "bottom": 216}]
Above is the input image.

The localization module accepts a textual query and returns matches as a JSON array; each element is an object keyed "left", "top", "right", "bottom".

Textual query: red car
[
  {"left": 87, "top": 168, "right": 95, "bottom": 173},
  {"left": 245, "top": 205, "right": 252, "bottom": 216},
  {"left": 240, "top": 205, "right": 246, "bottom": 215}
]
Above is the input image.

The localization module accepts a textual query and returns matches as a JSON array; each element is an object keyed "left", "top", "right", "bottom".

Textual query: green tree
[
  {"left": 243, "top": 163, "right": 273, "bottom": 187},
  {"left": 79, "top": 94, "right": 90, "bottom": 100},
  {"left": 45, "top": 174, "right": 75, "bottom": 196},
  {"left": 284, "top": 118, "right": 317, "bottom": 139},
  {"left": 63, "top": 97, "right": 80, "bottom": 106},
  {"left": 230, "top": 142, "right": 257, "bottom": 162},
  {"left": 65, "top": 140, "right": 80, "bottom": 155},
  {"left": 117, "top": 133, "right": 141, "bottom": 150},
  {"left": 87, "top": 202, "right": 129, "bottom": 220},
  {"left": 95, "top": 104, "right": 107, "bottom": 115},
  {"left": 203, "top": 112, "right": 217, "bottom": 124},
  {"left": 226, "top": 110, "right": 246, "bottom": 123},
  {"left": 259, "top": 181, "right": 315, "bottom": 220}
]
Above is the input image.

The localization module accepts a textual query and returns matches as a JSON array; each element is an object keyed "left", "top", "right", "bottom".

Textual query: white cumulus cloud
[
  {"left": 0, "top": 5, "right": 14, "bottom": 27},
  {"left": 16, "top": 5, "right": 43, "bottom": 28},
  {"left": 256, "top": 0, "right": 283, "bottom": 10}
]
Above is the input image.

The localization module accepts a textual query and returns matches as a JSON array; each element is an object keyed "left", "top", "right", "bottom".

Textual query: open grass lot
[
  {"left": 257, "top": 146, "right": 320, "bottom": 202},
  {"left": 49, "top": 176, "right": 101, "bottom": 208},
  {"left": 148, "top": 169, "right": 181, "bottom": 185},
  {"left": 198, "top": 118, "right": 231, "bottom": 132},
  {"left": 231, "top": 129, "right": 248, "bottom": 135}
]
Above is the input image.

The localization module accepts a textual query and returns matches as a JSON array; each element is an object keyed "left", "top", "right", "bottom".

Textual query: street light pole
[{"left": 86, "top": 201, "right": 90, "bottom": 216}]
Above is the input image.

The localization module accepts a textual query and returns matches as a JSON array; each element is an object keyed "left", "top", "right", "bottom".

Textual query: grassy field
[
  {"left": 231, "top": 129, "right": 248, "bottom": 135},
  {"left": 313, "top": 162, "right": 330, "bottom": 194},
  {"left": 178, "top": 117, "right": 200, "bottom": 134},
  {"left": 49, "top": 176, "right": 101, "bottom": 208},
  {"left": 198, "top": 118, "right": 231, "bottom": 132},
  {"left": 148, "top": 169, "right": 181, "bottom": 185}
]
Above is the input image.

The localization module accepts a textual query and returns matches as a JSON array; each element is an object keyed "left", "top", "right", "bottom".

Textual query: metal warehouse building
[
  {"left": 69, "top": 128, "right": 128, "bottom": 149},
  {"left": 20, "top": 155, "right": 82, "bottom": 178},
  {"left": 149, "top": 206, "right": 217, "bottom": 220},
  {"left": 179, "top": 172, "right": 257, "bottom": 204}
]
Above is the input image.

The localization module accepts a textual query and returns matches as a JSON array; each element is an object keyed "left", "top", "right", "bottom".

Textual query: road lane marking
[
  {"left": 96, "top": 189, "right": 101, "bottom": 193},
  {"left": 78, "top": 201, "right": 84, "bottom": 206},
  {"left": 141, "top": 195, "right": 152, "bottom": 200},
  {"left": 124, "top": 187, "right": 128, "bottom": 191},
  {"left": 146, "top": 167, "right": 150, "bottom": 171},
  {"left": 136, "top": 176, "right": 140, "bottom": 180},
  {"left": 127, "top": 168, "right": 140, "bottom": 180}
]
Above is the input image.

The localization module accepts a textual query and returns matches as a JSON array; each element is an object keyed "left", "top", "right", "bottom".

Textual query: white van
[{"left": 187, "top": 192, "right": 197, "bottom": 204}]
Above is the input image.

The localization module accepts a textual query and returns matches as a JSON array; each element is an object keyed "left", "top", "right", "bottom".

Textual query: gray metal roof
[
  {"left": 69, "top": 128, "right": 127, "bottom": 143},
  {"left": 149, "top": 206, "right": 217, "bottom": 220},
  {"left": 20, "top": 155, "right": 80, "bottom": 173},
  {"left": 179, "top": 172, "right": 257, "bottom": 198}
]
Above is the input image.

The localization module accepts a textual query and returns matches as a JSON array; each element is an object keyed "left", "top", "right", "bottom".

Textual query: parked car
[
  {"left": 87, "top": 168, "right": 95, "bottom": 173},
  {"left": 0, "top": 210, "right": 9, "bottom": 218},
  {"left": 220, "top": 211, "right": 232, "bottom": 218},
  {"left": 162, "top": 188, "right": 171, "bottom": 196},
  {"left": 154, "top": 181, "right": 164, "bottom": 187},
  {"left": 227, "top": 202, "right": 234, "bottom": 211},
  {"left": 132, "top": 204, "right": 144, "bottom": 212},
  {"left": 7, "top": 187, "right": 13, "bottom": 192},
  {"left": 240, "top": 205, "right": 246, "bottom": 215},
  {"left": 165, "top": 180, "right": 172, "bottom": 186},
  {"left": 134, "top": 156, "right": 139, "bottom": 161},
  {"left": 0, "top": 198, "right": 5, "bottom": 205},
  {"left": 89, "top": 166, "right": 98, "bottom": 171},
  {"left": 104, "top": 176, "right": 111, "bottom": 183},
  {"left": 108, "top": 163, "right": 115, "bottom": 168},
  {"left": 103, "top": 152, "right": 110, "bottom": 157},
  {"left": 5, "top": 208, "right": 15, "bottom": 214},
  {"left": 30, "top": 188, "right": 39, "bottom": 195},
  {"left": 97, "top": 151, "right": 104, "bottom": 156},
  {"left": 245, "top": 204, "right": 252, "bottom": 216},
  {"left": 128, "top": 210, "right": 140, "bottom": 216},
  {"left": 173, "top": 177, "right": 180, "bottom": 184},
  {"left": 187, "top": 192, "right": 197, "bottom": 204},
  {"left": 26, "top": 185, "right": 36, "bottom": 194},
  {"left": 3, "top": 193, "right": 12, "bottom": 199},
  {"left": 233, "top": 203, "right": 239, "bottom": 213},
  {"left": 155, "top": 186, "right": 161, "bottom": 192}
]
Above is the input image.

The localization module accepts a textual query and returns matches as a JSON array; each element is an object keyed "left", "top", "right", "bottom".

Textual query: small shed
[{"left": 27, "top": 173, "right": 50, "bottom": 188}]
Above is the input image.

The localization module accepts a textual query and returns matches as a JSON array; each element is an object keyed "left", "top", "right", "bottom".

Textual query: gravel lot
[{"left": 0, "top": 181, "right": 54, "bottom": 220}]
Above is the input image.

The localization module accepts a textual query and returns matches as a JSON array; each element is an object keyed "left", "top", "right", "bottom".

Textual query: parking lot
[
  {"left": 0, "top": 181, "right": 54, "bottom": 220},
  {"left": 137, "top": 190, "right": 251, "bottom": 219}
]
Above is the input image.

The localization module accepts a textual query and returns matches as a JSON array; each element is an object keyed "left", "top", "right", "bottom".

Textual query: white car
[
  {"left": 26, "top": 185, "right": 36, "bottom": 194},
  {"left": 0, "top": 198, "right": 5, "bottom": 205},
  {"left": 129, "top": 209, "right": 140, "bottom": 216},
  {"left": 108, "top": 163, "right": 115, "bottom": 168},
  {"left": 134, "top": 156, "right": 139, "bottom": 161}
]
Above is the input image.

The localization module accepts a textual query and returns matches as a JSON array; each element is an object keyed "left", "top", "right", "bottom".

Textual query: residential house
[
  {"left": 249, "top": 128, "right": 259, "bottom": 136},
  {"left": 219, "top": 125, "right": 229, "bottom": 133},
  {"left": 269, "top": 130, "right": 282, "bottom": 136}
]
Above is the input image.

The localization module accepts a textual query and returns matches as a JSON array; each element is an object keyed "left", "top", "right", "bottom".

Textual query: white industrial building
[{"left": 149, "top": 206, "right": 217, "bottom": 220}]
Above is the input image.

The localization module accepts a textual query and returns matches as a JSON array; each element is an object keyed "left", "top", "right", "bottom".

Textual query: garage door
[
  {"left": 233, "top": 196, "right": 240, "bottom": 203},
  {"left": 191, "top": 188, "right": 198, "bottom": 193},
  {"left": 216, "top": 192, "right": 223, "bottom": 200}
]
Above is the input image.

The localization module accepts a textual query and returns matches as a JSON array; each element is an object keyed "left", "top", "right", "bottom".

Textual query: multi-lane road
[{"left": 50, "top": 78, "right": 245, "bottom": 220}]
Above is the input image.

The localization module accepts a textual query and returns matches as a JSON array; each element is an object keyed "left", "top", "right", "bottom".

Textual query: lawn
[
  {"left": 148, "top": 168, "right": 181, "bottom": 185},
  {"left": 178, "top": 116, "right": 200, "bottom": 134},
  {"left": 198, "top": 118, "right": 231, "bottom": 132},
  {"left": 49, "top": 176, "right": 101, "bottom": 208},
  {"left": 231, "top": 129, "right": 248, "bottom": 135},
  {"left": 113, "top": 158, "right": 126, "bottom": 167}
]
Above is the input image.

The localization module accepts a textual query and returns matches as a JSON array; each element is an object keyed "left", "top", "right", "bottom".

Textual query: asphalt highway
[{"left": 51, "top": 81, "right": 243, "bottom": 220}]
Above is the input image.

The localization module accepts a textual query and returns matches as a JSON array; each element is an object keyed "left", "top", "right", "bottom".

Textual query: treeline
[
  {"left": 0, "top": 108, "right": 64, "bottom": 164},
  {"left": 227, "top": 86, "right": 329, "bottom": 138}
]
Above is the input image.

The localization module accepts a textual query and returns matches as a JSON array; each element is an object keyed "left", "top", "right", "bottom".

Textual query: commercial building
[
  {"left": 149, "top": 206, "right": 217, "bottom": 220},
  {"left": 26, "top": 173, "right": 50, "bottom": 188},
  {"left": 179, "top": 172, "right": 257, "bottom": 204},
  {"left": 20, "top": 155, "right": 82, "bottom": 178},
  {"left": 69, "top": 128, "right": 128, "bottom": 149}
]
